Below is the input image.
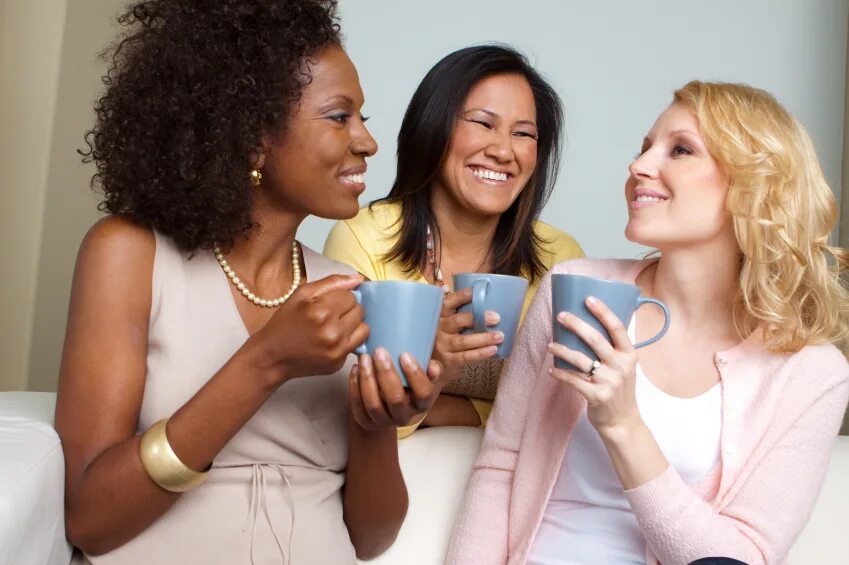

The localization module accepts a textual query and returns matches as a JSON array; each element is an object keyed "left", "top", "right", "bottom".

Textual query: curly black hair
[{"left": 81, "top": 0, "right": 342, "bottom": 252}]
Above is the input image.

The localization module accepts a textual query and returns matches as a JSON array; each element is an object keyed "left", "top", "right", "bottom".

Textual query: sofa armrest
[{"left": 0, "top": 392, "right": 72, "bottom": 565}]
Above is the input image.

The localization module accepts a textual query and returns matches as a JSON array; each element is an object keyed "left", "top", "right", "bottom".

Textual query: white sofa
[{"left": 1, "top": 392, "right": 847, "bottom": 565}]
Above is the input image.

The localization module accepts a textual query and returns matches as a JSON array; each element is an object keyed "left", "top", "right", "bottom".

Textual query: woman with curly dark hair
[{"left": 55, "top": 1, "right": 445, "bottom": 562}]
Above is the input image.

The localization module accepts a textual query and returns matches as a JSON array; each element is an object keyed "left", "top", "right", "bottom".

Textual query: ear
[{"left": 250, "top": 134, "right": 274, "bottom": 170}]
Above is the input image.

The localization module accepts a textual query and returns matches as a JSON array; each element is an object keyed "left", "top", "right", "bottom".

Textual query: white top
[{"left": 528, "top": 322, "right": 722, "bottom": 564}]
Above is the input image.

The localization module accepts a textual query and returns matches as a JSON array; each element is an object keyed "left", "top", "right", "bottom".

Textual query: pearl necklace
[{"left": 214, "top": 241, "right": 301, "bottom": 307}]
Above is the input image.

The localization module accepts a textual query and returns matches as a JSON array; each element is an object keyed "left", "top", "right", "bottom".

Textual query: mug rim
[
  {"left": 358, "top": 279, "right": 437, "bottom": 288},
  {"left": 453, "top": 272, "right": 528, "bottom": 283},
  {"left": 356, "top": 279, "right": 443, "bottom": 296},
  {"left": 552, "top": 273, "right": 638, "bottom": 291}
]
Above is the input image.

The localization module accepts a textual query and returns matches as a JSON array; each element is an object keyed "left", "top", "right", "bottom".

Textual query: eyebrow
[
  {"left": 643, "top": 129, "right": 702, "bottom": 146},
  {"left": 319, "top": 95, "right": 355, "bottom": 108},
  {"left": 670, "top": 128, "right": 699, "bottom": 137},
  {"left": 465, "top": 108, "right": 537, "bottom": 128}
]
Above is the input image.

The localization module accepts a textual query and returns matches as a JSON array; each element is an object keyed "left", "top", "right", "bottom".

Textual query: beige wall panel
[
  {"left": 27, "top": 1, "right": 122, "bottom": 391},
  {"left": 0, "top": 1, "right": 68, "bottom": 391}
]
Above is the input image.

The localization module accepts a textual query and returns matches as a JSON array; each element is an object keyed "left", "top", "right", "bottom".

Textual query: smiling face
[
  {"left": 260, "top": 45, "right": 378, "bottom": 220},
  {"left": 624, "top": 103, "right": 733, "bottom": 250},
  {"left": 432, "top": 73, "right": 539, "bottom": 219}
]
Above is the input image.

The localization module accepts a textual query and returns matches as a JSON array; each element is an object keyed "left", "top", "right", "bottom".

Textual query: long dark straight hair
[{"left": 375, "top": 44, "right": 564, "bottom": 283}]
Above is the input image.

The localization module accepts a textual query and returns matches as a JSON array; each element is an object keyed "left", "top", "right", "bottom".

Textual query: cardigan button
[{"left": 716, "top": 355, "right": 728, "bottom": 366}]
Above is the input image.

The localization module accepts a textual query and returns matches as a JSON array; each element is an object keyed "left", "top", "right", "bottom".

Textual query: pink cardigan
[{"left": 446, "top": 259, "right": 849, "bottom": 565}]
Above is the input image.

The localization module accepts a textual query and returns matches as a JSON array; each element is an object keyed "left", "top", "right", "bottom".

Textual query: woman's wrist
[
  {"left": 440, "top": 361, "right": 463, "bottom": 384},
  {"left": 596, "top": 417, "right": 648, "bottom": 447},
  {"left": 349, "top": 415, "right": 398, "bottom": 446},
  {"left": 240, "top": 335, "right": 291, "bottom": 391},
  {"left": 422, "top": 394, "right": 481, "bottom": 427}
]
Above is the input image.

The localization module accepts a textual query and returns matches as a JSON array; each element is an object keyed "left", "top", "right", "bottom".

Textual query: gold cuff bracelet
[{"left": 139, "top": 418, "right": 208, "bottom": 493}]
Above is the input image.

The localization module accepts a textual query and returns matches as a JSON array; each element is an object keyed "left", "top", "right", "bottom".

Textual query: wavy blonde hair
[{"left": 672, "top": 81, "right": 849, "bottom": 354}]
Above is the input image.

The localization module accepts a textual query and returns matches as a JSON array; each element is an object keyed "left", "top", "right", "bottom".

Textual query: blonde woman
[{"left": 448, "top": 81, "right": 849, "bottom": 565}]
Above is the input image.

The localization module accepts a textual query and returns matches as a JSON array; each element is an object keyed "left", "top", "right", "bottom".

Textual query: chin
[
  {"left": 625, "top": 224, "right": 664, "bottom": 248},
  {"left": 468, "top": 198, "right": 517, "bottom": 218},
  {"left": 314, "top": 200, "right": 360, "bottom": 221}
]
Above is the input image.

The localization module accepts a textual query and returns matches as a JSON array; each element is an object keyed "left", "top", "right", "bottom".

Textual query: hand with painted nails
[
  {"left": 348, "top": 349, "right": 445, "bottom": 431},
  {"left": 432, "top": 288, "right": 503, "bottom": 383},
  {"left": 548, "top": 296, "right": 642, "bottom": 438}
]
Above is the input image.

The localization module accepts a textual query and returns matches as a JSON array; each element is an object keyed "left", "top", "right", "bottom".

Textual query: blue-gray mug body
[
  {"left": 454, "top": 273, "right": 529, "bottom": 358},
  {"left": 551, "top": 274, "right": 670, "bottom": 371},
  {"left": 352, "top": 281, "right": 443, "bottom": 386}
]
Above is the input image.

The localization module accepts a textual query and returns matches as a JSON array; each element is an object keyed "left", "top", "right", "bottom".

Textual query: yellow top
[{"left": 323, "top": 201, "right": 584, "bottom": 437}]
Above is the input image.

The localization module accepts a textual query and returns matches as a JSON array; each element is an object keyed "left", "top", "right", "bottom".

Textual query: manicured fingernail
[
  {"left": 358, "top": 354, "right": 370, "bottom": 370},
  {"left": 587, "top": 296, "right": 598, "bottom": 306},
  {"left": 375, "top": 348, "right": 390, "bottom": 367},
  {"left": 486, "top": 311, "right": 501, "bottom": 325},
  {"left": 547, "top": 343, "right": 555, "bottom": 352},
  {"left": 494, "top": 331, "right": 504, "bottom": 343},
  {"left": 557, "top": 312, "right": 569, "bottom": 323},
  {"left": 548, "top": 367, "right": 554, "bottom": 375},
  {"left": 400, "top": 352, "right": 414, "bottom": 366}
]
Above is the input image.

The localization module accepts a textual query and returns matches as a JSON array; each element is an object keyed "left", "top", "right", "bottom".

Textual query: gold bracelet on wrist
[{"left": 139, "top": 418, "right": 208, "bottom": 493}]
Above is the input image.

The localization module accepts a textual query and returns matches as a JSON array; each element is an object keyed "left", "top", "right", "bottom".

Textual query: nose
[
  {"left": 483, "top": 129, "right": 515, "bottom": 163},
  {"left": 628, "top": 150, "right": 658, "bottom": 180},
  {"left": 352, "top": 118, "right": 378, "bottom": 157}
]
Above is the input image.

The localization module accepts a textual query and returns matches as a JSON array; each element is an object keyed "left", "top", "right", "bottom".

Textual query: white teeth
[
  {"left": 635, "top": 195, "right": 665, "bottom": 202},
  {"left": 343, "top": 173, "right": 364, "bottom": 184},
  {"left": 472, "top": 168, "right": 508, "bottom": 182}
]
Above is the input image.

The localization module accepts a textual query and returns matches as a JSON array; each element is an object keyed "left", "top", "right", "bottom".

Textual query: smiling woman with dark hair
[
  {"left": 324, "top": 45, "right": 583, "bottom": 436},
  {"left": 55, "top": 1, "right": 450, "bottom": 563}
]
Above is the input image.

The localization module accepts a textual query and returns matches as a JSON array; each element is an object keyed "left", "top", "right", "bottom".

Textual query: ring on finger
[{"left": 585, "top": 359, "right": 601, "bottom": 380}]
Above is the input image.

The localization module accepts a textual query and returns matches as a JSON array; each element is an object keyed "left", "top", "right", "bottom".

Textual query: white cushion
[
  {"left": 358, "top": 426, "right": 483, "bottom": 564},
  {"left": 0, "top": 392, "right": 72, "bottom": 565}
]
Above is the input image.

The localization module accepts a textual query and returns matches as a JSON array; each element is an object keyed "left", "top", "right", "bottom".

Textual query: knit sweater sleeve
[
  {"left": 625, "top": 350, "right": 849, "bottom": 565},
  {"left": 445, "top": 273, "right": 554, "bottom": 564}
]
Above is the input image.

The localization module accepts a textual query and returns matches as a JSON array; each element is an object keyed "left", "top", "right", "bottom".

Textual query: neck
[
  {"left": 225, "top": 196, "right": 305, "bottom": 281},
  {"left": 641, "top": 235, "right": 741, "bottom": 332},
  {"left": 429, "top": 189, "right": 499, "bottom": 269}
]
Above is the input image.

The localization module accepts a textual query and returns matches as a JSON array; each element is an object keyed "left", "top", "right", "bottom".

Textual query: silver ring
[{"left": 587, "top": 359, "right": 601, "bottom": 378}]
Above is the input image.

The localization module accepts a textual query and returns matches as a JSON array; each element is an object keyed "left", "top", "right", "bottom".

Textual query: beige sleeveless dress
[{"left": 80, "top": 231, "right": 358, "bottom": 565}]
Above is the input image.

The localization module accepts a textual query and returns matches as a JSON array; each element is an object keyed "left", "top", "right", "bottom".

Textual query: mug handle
[
  {"left": 351, "top": 289, "right": 367, "bottom": 355},
  {"left": 471, "top": 279, "right": 489, "bottom": 333},
  {"left": 633, "top": 297, "right": 671, "bottom": 349}
]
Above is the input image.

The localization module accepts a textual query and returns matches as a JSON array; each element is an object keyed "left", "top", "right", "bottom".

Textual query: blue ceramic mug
[
  {"left": 352, "top": 281, "right": 443, "bottom": 386},
  {"left": 551, "top": 274, "right": 670, "bottom": 371},
  {"left": 454, "top": 273, "right": 529, "bottom": 358}
]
